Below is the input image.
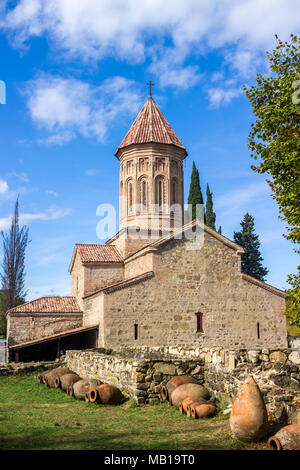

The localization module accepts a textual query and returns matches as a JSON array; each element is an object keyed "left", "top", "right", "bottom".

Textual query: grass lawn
[{"left": 0, "top": 372, "right": 264, "bottom": 450}]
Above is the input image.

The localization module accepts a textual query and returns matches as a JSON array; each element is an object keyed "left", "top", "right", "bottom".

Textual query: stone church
[{"left": 6, "top": 93, "right": 287, "bottom": 362}]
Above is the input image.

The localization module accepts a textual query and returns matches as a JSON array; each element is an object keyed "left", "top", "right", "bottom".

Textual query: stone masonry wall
[
  {"left": 71, "top": 250, "right": 124, "bottom": 307},
  {"left": 65, "top": 346, "right": 300, "bottom": 418},
  {"left": 7, "top": 313, "right": 83, "bottom": 346}
]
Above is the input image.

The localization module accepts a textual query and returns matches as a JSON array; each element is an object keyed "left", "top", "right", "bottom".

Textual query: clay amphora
[
  {"left": 230, "top": 375, "right": 268, "bottom": 442},
  {"left": 180, "top": 396, "right": 195, "bottom": 414},
  {"left": 69, "top": 379, "right": 101, "bottom": 399},
  {"left": 161, "top": 376, "right": 198, "bottom": 401},
  {"left": 44, "top": 367, "right": 72, "bottom": 388},
  {"left": 88, "top": 384, "right": 123, "bottom": 405},
  {"left": 57, "top": 373, "right": 81, "bottom": 391},
  {"left": 38, "top": 370, "right": 52, "bottom": 383},
  {"left": 267, "top": 424, "right": 300, "bottom": 450},
  {"left": 170, "top": 383, "right": 210, "bottom": 408},
  {"left": 191, "top": 402, "right": 216, "bottom": 419}
]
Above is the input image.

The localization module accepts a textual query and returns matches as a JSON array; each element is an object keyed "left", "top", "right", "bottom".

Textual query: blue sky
[{"left": 0, "top": 0, "right": 299, "bottom": 300}]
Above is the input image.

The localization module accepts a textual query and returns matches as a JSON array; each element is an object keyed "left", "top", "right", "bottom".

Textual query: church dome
[{"left": 115, "top": 97, "right": 187, "bottom": 158}]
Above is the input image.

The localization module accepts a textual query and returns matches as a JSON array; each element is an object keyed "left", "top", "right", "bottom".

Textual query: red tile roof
[
  {"left": 75, "top": 244, "right": 123, "bottom": 264},
  {"left": 7, "top": 296, "right": 82, "bottom": 314},
  {"left": 116, "top": 97, "right": 187, "bottom": 156}
]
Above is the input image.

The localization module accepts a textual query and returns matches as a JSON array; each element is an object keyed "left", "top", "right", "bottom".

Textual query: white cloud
[
  {"left": 0, "top": 179, "right": 8, "bottom": 194},
  {"left": 24, "top": 74, "right": 142, "bottom": 144},
  {"left": 46, "top": 190, "right": 58, "bottom": 197},
  {"left": 0, "top": 206, "right": 71, "bottom": 230},
  {"left": 148, "top": 46, "right": 202, "bottom": 89},
  {"left": 8, "top": 172, "right": 30, "bottom": 183},
  {"left": 20, "top": 206, "right": 71, "bottom": 224},
  {"left": 207, "top": 86, "right": 243, "bottom": 108},
  {"left": 0, "top": 216, "right": 11, "bottom": 230},
  {"left": 85, "top": 169, "right": 99, "bottom": 176},
  {"left": 215, "top": 181, "right": 271, "bottom": 217},
  {"left": 27, "top": 278, "right": 70, "bottom": 300}
]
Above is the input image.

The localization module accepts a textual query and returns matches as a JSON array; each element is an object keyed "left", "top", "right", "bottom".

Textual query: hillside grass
[{"left": 0, "top": 372, "right": 264, "bottom": 450}]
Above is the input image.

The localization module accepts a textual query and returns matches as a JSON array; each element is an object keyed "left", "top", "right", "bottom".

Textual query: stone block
[
  {"left": 247, "top": 350, "right": 260, "bottom": 363},
  {"left": 289, "top": 351, "right": 300, "bottom": 365},
  {"left": 270, "top": 351, "right": 287, "bottom": 363},
  {"left": 153, "top": 362, "right": 176, "bottom": 375}
]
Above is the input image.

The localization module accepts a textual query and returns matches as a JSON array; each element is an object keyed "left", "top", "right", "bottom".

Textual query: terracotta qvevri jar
[
  {"left": 88, "top": 384, "right": 123, "bottom": 405},
  {"left": 191, "top": 403, "right": 217, "bottom": 419},
  {"left": 43, "top": 367, "right": 71, "bottom": 388},
  {"left": 230, "top": 375, "right": 268, "bottom": 442},
  {"left": 267, "top": 424, "right": 300, "bottom": 450},
  {"left": 180, "top": 396, "right": 195, "bottom": 414},
  {"left": 170, "top": 383, "right": 210, "bottom": 408},
  {"left": 69, "top": 379, "right": 101, "bottom": 399},
  {"left": 58, "top": 373, "right": 81, "bottom": 391},
  {"left": 161, "top": 376, "right": 198, "bottom": 402}
]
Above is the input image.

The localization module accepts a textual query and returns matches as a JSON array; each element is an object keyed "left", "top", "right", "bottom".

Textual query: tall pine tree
[
  {"left": 205, "top": 184, "right": 216, "bottom": 230},
  {"left": 187, "top": 161, "right": 205, "bottom": 222},
  {"left": 233, "top": 213, "right": 268, "bottom": 281}
]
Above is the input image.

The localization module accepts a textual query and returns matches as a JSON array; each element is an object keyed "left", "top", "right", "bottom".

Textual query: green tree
[
  {"left": 205, "top": 184, "right": 216, "bottom": 230},
  {"left": 244, "top": 34, "right": 300, "bottom": 322},
  {"left": 187, "top": 161, "right": 205, "bottom": 222},
  {"left": 234, "top": 213, "right": 268, "bottom": 282},
  {"left": 1, "top": 197, "right": 29, "bottom": 333}
]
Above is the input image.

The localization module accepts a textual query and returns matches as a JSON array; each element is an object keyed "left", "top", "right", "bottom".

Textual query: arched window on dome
[
  {"left": 155, "top": 176, "right": 165, "bottom": 211},
  {"left": 139, "top": 178, "right": 148, "bottom": 212},
  {"left": 127, "top": 180, "right": 134, "bottom": 214},
  {"left": 172, "top": 178, "right": 177, "bottom": 205}
]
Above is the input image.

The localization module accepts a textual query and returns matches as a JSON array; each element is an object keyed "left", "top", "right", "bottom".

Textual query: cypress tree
[
  {"left": 233, "top": 213, "right": 268, "bottom": 281},
  {"left": 205, "top": 184, "right": 216, "bottom": 230},
  {"left": 218, "top": 226, "right": 222, "bottom": 234},
  {"left": 187, "top": 161, "right": 205, "bottom": 222}
]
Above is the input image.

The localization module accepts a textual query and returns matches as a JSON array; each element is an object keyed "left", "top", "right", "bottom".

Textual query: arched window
[
  {"left": 196, "top": 313, "right": 203, "bottom": 333},
  {"left": 172, "top": 179, "right": 177, "bottom": 205},
  {"left": 139, "top": 179, "right": 148, "bottom": 211},
  {"left": 128, "top": 181, "right": 133, "bottom": 214},
  {"left": 158, "top": 181, "right": 163, "bottom": 207},
  {"left": 155, "top": 177, "right": 164, "bottom": 210}
]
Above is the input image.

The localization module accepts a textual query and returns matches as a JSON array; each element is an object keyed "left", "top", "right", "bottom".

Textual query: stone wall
[
  {"left": 6, "top": 313, "right": 83, "bottom": 346},
  {"left": 65, "top": 346, "right": 300, "bottom": 418},
  {"left": 70, "top": 250, "right": 124, "bottom": 305}
]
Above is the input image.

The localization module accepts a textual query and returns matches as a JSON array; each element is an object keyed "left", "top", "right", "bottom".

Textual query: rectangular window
[
  {"left": 257, "top": 322, "right": 260, "bottom": 339},
  {"left": 134, "top": 324, "right": 138, "bottom": 340},
  {"left": 196, "top": 313, "right": 203, "bottom": 333}
]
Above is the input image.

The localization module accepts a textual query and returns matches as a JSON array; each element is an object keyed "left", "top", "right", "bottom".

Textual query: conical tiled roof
[{"left": 115, "top": 97, "right": 187, "bottom": 156}]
